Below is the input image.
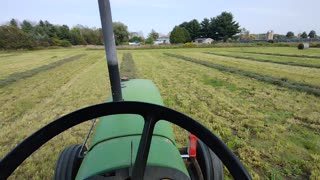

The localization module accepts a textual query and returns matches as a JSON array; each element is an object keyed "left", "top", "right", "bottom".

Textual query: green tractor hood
[{"left": 76, "top": 79, "right": 189, "bottom": 179}]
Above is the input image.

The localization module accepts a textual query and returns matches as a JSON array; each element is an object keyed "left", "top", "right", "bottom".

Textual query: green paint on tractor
[{"left": 76, "top": 79, "right": 189, "bottom": 179}]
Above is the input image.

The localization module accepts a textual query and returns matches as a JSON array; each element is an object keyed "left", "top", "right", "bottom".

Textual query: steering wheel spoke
[{"left": 131, "top": 114, "right": 157, "bottom": 180}]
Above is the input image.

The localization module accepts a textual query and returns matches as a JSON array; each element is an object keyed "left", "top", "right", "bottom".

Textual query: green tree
[
  {"left": 9, "top": 18, "right": 18, "bottom": 28},
  {"left": 169, "top": 26, "right": 191, "bottom": 44},
  {"left": 57, "top": 25, "right": 71, "bottom": 41},
  {"left": 213, "top": 12, "right": 240, "bottom": 41},
  {"left": 80, "top": 27, "right": 96, "bottom": 45},
  {"left": 145, "top": 37, "right": 154, "bottom": 44},
  {"left": 286, "top": 31, "right": 295, "bottom": 39},
  {"left": 179, "top": 19, "right": 201, "bottom": 41},
  {"left": 200, "top": 18, "right": 210, "bottom": 38},
  {"left": 44, "top": 21, "right": 57, "bottom": 38},
  {"left": 0, "top": 25, "right": 33, "bottom": 49},
  {"left": 308, "top": 30, "right": 317, "bottom": 38},
  {"left": 301, "top": 32, "right": 308, "bottom": 38},
  {"left": 21, "top": 20, "right": 33, "bottom": 34},
  {"left": 96, "top": 28, "right": 104, "bottom": 45},
  {"left": 148, "top": 29, "right": 159, "bottom": 41},
  {"left": 34, "top": 21, "right": 45, "bottom": 35},
  {"left": 113, "top": 22, "right": 129, "bottom": 45},
  {"left": 208, "top": 17, "right": 218, "bottom": 40},
  {"left": 274, "top": 34, "right": 286, "bottom": 40},
  {"left": 129, "top": 36, "right": 144, "bottom": 43},
  {"left": 69, "top": 27, "right": 86, "bottom": 45}
]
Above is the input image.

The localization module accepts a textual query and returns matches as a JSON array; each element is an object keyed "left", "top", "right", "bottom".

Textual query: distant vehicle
[{"left": 129, "top": 40, "right": 140, "bottom": 46}]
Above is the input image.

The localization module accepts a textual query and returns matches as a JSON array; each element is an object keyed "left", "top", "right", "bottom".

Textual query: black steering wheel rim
[{"left": 0, "top": 101, "right": 251, "bottom": 179}]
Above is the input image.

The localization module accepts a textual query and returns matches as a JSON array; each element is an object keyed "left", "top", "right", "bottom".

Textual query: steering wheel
[{"left": 0, "top": 101, "right": 251, "bottom": 180}]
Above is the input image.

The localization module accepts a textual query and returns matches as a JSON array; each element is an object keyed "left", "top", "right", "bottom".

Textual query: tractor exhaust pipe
[{"left": 98, "top": 0, "right": 123, "bottom": 101}]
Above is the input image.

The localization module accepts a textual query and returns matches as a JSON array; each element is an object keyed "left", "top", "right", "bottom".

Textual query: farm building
[
  {"left": 252, "top": 31, "right": 274, "bottom": 40},
  {"left": 194, "top": 38, "right": 213, "bottom": 44},
  {"left": 154, "top": 37, "right": 170, "bottom": 44}
]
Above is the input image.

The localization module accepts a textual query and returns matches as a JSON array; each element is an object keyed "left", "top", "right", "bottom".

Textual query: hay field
[{"left": 0, "top": 47, "right": 319, "bottom": 179}]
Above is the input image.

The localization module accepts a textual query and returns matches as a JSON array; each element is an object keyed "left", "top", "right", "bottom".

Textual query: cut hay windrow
[
  {"left": 164, "top": 53, "right": 320, "bottom": 97},
  {"left": 120, "top": 52, "right": 138, "bottom": 79},
  {"left": 240, "top": 51, "right": 320, "bottom": 59},
  {"left": 203, "top": 52, "right": 320, "bottom": 69},
  {"left": 0, "top": 54, "right": 86, "bottom": 88}
]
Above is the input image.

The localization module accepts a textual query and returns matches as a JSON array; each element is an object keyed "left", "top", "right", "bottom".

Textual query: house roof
[{"left": 195, "top": 37, "right": 213, "bottom": 40}]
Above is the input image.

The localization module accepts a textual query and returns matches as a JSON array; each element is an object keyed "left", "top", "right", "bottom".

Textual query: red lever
[{"left": 188, "top": 133, "right": 197, "bottom": 157}]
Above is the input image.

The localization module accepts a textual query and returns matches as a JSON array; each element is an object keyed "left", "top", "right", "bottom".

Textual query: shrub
[
  {"left": 183, "top": 42, "right": 196, "bottom": 48},
  {"left": 59, "top": 40, "right": 72, "bottom": 47}
]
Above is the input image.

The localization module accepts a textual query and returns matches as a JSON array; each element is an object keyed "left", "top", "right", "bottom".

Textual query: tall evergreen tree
[
  {"left": 21, "top": 20, "right": 33, "bottom": 34},
  {"left": 179, "top": 19, "right": 201, "bottom": 41},
  {"left": 200, "top": 18, "right": 210, "bottom": 38},
  {"left": 300, "top": 32, "right": 308, "bottom": 39},
  {"left": 213, "top": 12, "right": 240, "bottom": 41},
  {"left": 9, "top": 18, "right": 18, "bottom": 28},
  {"left": 308, "top": 30, "right": 316, "bottom": 38}
]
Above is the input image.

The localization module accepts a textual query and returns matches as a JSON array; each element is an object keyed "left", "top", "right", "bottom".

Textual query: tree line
[
  {"left": 285, "top": 30, "right": 317, "bottom": 39},
  {"left": 170, "top": 12, "right": 240, "bottom": 44},
  {"left": 0, "top": 19, "right": 130, "bottom": 49}
]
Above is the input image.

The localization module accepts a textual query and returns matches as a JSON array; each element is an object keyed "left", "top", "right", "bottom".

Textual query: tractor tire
[
  {"left": 54, "top": 144, "right": 86, "bottom": 180},
  {"left": 196, "top": 140, "right": 224, "bottom": 180}
]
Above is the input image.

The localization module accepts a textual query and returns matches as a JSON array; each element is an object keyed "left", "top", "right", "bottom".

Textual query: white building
[
  {"left": 154, "top": 37, "right": 170, "bottom": 44},
  {"left": 194, "top": 38, "right": 213, "bottom": 44},
  {"left": 129, "top": 41, "right": 140, "bottom": 46}
]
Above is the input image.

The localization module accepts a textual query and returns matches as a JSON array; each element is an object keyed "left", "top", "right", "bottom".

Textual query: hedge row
[
  {"left": 203, "top": 52, "right": 320, "bottom": 69},
  {"left": 0, "top": 54, "right": 86, "bottom": 88},
  {"left": 164, "top": 53, "right": 320, "bottom": 96}
]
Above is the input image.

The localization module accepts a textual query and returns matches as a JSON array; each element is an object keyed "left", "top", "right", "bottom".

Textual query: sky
[{"left": 1, "top": 0, "right": 319, "bottom": 37}]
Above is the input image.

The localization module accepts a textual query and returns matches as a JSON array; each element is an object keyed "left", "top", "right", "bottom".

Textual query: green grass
[
  {"left": 204, "top": 52, "right": 320, "bottom": 68},
  {"left": 0, "top": 48, "right": 83, "bottom": 78},
  {"left": 241, "top": 51, "right": 320, "bottom": 59},
  {"left": 164, "top": 53, "right": 320, "bottom": 96},
  {"left": 223, "top": 51, "right": 320, "bottom": 66},
  {"left": 230, "top": 46, "right": 320, "bottom": 56},
  {"left": 0, "top": 54, "right": 86, "bottom": 88},
  {"left": 203, "top": 77, "right": 239, "bottom": 92},
  {"left": 134, "top": 49, "right": 320, "bottom": 179},
  {"left": 175, "top": 51, "right": 320, "bottom": 87},
  {"left": 0, "top": 47, "right": 319, "bottom": 179}
]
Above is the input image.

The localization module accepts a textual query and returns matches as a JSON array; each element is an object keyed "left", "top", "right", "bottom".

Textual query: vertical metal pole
[{"left": 98, "top": 0, "right": 123, "bottom": 101}]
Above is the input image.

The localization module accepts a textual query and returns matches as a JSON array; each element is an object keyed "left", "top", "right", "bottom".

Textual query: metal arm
[{"left": 98, "top": 0, "right": 123, "bottom": 101}]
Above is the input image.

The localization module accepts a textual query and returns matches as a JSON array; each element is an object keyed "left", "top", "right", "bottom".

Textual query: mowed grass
[
  {"left": 203, "top": 51, "right": 320, "bottom": 68},
  {"left": 231, "top": 46, "right": 320, "bottom": 57},
  {"left": 0, "top": 48, "right": 110, "bottom": 179},
  {"left": 0, "top": 48, "right": 84, "bottom": 78},
  {"left": 0, "top": 47, "right": 320, "bottom": 179},
  {"left": 172, "top": 50, "right": 320, "bottom": 87}
]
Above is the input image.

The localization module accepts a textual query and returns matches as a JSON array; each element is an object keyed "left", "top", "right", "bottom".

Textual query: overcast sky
[{"left": 1, "top": 0, "right": 319, "bottom": 37}]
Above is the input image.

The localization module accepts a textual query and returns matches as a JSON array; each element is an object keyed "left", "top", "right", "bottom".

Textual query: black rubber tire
[
  {"left": 196, "top": 140, "right": 224, "bottom": 180},
  {"left": 54, "top": 144, "right": 86, "bottom": 180}
]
